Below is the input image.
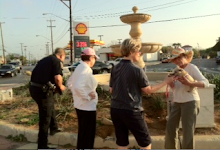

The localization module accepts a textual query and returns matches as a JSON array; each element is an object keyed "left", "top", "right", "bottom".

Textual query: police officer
[{"left": 29, "top": 48, "right": 66, "bottom": 149}]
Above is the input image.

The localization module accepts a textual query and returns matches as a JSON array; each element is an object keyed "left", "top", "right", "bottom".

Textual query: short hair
[
  {"left": 120, "top": 38, "right": 142, "bottom": 57},
  {"left": 81, "top": 55, "right": 91, "bottom": 61},
  {"left": 54, "top": 48, "right": 65, "bottom": 56}
]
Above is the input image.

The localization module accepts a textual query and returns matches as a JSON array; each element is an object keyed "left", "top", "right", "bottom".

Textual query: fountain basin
[
  {"left": 110, "top": 42, "right": 162, "bottom": 56},
  {"left": 120, "top": 13, "right": 151, "bottom": 24}
]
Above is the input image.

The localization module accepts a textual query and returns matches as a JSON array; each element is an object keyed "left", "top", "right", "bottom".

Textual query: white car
[{"left": 107, "top": 58, "right": 123, "bottom": 67}]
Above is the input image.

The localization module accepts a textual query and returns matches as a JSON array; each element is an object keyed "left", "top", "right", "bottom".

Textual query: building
[
  {"left": 97, "top": 47, "right": 159, "bottom": 62},
  {"left": 182, "top": 45, "right": 193, "bottom": 51}
]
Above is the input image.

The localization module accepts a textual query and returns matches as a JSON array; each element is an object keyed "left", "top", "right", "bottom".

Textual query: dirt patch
[{"left": 0, "top": 93, "right": 220, "bottom": 139}]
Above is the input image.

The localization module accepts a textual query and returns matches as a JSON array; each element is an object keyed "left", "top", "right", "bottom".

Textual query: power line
[{"left": 86, "top": 13, "right": 220, "bottom": 28}]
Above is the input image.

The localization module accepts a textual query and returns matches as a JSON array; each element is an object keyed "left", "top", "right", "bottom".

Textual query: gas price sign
[{"left": 74, "top": 36, "right": 90, "bottom": 58}]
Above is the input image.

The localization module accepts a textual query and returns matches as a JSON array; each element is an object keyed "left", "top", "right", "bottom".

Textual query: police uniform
[{"left": 29, "top": 54, "right": 63, "bottom": 149}]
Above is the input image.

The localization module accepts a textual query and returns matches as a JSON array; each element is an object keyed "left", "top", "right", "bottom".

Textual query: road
[
  {"left": 0, "top": 66, "right": 33, "bottom": 86},
  {"left": 146, "top": 58, "right": 220, "bottom": 74}
]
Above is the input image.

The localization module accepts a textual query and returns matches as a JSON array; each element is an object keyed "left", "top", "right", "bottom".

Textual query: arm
[
  {"left": 54, "top": 74, "right": 66, "bottom": 91},
  {"left": 74, "top": 73, "right": 94, "bottom": 101},
  {"left": 178, "top": 65, "right": 209, "bottom": 88},
  {"left": 141, "top": 76, "right": 175, "bottom": 94}
]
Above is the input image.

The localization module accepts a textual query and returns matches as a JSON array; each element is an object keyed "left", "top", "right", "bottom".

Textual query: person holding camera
[{"left": 29, "top": 48, "right": 66, "bottom": 149}]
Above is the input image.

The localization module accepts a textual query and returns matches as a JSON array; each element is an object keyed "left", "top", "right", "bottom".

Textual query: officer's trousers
[{"left": 29, "top": 86, "right": 58, "bottom": 149}]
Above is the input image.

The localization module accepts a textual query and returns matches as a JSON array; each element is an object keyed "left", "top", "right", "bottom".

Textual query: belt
[{"left": 30, "top": 82, "right": 44, "bottom": 88}]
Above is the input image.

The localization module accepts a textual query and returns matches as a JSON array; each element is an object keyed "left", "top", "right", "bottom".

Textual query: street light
[
  {"left": 43, "top": 9, "right": 73, "bottom": 64},
  {"left": 43, "top": 13, "right": 69, "bottom": 22},
  {"left": 36, "top": 35, "right": 52, "bottom": 54}
]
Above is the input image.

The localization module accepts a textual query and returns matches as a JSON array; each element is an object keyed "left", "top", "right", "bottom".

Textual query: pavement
[{"left": 0, "top": 119, "right": 220, "bottom": 149}]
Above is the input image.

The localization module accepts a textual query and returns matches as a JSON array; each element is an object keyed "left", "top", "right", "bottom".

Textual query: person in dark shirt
[
  {"left": 29, "top": 48, "right": 66, "bottom": 149},
  {"left": 109, "top": 38, "right": 175, "bottom": 149}
]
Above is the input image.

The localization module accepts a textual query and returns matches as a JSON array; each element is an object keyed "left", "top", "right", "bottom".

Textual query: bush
[{"left": 203, "top": 73, "right": 220, "bottom": 101}]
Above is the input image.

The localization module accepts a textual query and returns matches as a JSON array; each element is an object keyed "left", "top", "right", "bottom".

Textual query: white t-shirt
[
  {"left": 67, "top": 61, "right": 98, "bottom": 111},
  {"left": 172, "top": 63, "right": 209, "bottom": 103}
]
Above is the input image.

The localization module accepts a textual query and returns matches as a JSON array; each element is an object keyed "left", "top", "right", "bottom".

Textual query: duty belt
[{"left": 30, "top": 82, "right": 44, "bottom": 88}]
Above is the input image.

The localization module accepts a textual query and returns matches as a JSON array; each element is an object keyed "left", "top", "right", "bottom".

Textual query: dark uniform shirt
[
  {"left": 31, "top": 54, "right": 63, "bottom": 85},
  {"left": 109, "top": 59, "right": 149, "bottom": 112}
]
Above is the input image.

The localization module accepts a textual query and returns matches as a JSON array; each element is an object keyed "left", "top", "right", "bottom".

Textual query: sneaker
[{"left": 50, "top": 128, "right": 63, "bottom": 136}]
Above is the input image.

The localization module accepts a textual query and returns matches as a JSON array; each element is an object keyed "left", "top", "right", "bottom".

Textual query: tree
[{"left": 172, "top": 43, "right": 182, "bottom": 49}]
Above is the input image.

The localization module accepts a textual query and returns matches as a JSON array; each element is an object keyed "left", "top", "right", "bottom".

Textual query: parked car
[
  {"left": 8, "top": 62, "right": 22, "bottom": 73},
  {"left": 68, "top": 61, "right": 112, "bottom": 74},
  {"left": 92, "top": 61, "right": 112, "bottom": 74},
  {"left": 216, "top": 56, "right": 220, "bottom": 64},
  {"left": 68, "top": 62, "right": 80, "bottom": 72},
  {"left": 0, "top": 64, "right": 17, "bottom": 77},
  {"left": 107, "top": 58, "right": 123, "bottom": 67}
]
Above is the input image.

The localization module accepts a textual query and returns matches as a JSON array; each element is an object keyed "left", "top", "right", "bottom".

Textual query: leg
[
  {"left": 124, "top": 111, "right": 151, "bottom": 149},
  {"left": 110, "top": 108, "right": 129, "bottom": 149},
  {"left": 49, "top": 95, "right": 58, "bottom": 131},
  {"left": 75, "top": 108, "right": 96, "bottom": 149},
  {"left": 181, "top": 101, "right": 200, "bottom": 149},
  {"left": 165, "top": 102, "right": 181, "bottom": 149},
  {"left": 37, "top": 97, "right": 54, "bottom": 149}
]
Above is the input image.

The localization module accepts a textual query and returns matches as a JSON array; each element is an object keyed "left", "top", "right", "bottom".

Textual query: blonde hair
[{"left": 120, "top": 38, "right": 142, "bottom": 57}]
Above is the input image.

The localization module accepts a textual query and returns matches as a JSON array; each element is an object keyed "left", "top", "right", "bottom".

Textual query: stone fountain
[{"left": 110, "top": 6, "right": 162, "bottom": 68}]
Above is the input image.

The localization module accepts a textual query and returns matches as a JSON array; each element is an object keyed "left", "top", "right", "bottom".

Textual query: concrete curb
[{"left": 0, "top": 121, "right": 219, "bottom": 149}]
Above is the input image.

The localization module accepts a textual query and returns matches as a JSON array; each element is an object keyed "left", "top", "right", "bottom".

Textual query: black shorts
[{"left": 110, "top": 108, "right": 151, "bottom": 147}]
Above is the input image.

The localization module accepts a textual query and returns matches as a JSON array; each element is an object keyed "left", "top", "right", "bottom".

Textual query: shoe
[{"left": 50, "top": 128, "right": 63, "bottom": 136}]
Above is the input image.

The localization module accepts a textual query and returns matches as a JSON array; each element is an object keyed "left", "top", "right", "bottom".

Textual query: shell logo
[{"left": 75, "top": 23, "right": 87, "bottom": 34}]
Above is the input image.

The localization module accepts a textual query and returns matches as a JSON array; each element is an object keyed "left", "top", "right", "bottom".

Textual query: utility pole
[
  {"left": 98, "top": 35, "right": 103, "bottom": 41},
  {"left": 118, "top": 39, "right": 122, "bottom": 44},
  {"left": 0, "top": 22, "right": 6, "bottom": 64},
  {"left": 47, "top": 20, "right": 55, "bottom": 54},
  {"left": 19, "top": 43, "right": 23, "bottom": 65},
  {"left": 197, "top": 43, "right": 200, "bottom": 68},
  {"left": 24, "top": 46, "right": 27, "bottom": 59},
  {"left": 46, "top": 42, "right": 50, "bottom": 56},
  {"left": 60, "top": 0, "right": 73, "bottom": 64},
  {"left": 29, "top": 51, "right": 30, "bottom": 64}
]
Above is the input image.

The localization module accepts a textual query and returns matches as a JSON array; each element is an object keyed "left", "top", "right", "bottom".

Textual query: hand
[
  {"left": 178, "top": 76, "right": 191, "bottom": 86},
  {"left": 60, "top": 85, "right": 66, "bottom": 91},
  {"left": 164, "top": 76, "right": 176, "bottom": 84},
  {"left": 89, "top": 91, "right": 96, "bottom": 100}
]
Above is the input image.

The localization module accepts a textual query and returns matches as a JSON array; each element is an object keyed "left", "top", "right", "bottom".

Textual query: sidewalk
[{"left": 0, "top": 120, "right": 220, "bottom": 149}]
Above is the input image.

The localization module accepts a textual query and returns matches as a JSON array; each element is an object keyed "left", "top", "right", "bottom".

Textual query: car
[
  {"left": 107, "top": 58, "right": 123, "bottom": 67},
  {"left": 68, "top": 62, "right": 80, "bottom": 72},
  {"left": 92, "top": 61, "right": 112, "bottom": 74},
  {"left": 8, "top": 62, "right": 22, "bottom": 73},
  {"left": 0, "top": 64, "right": 18, "bottom": 77},
  {"left": 68, "top": 61, "right": 112, "bottom": 74},
  {"left": 161, "top": 58, "right": 170, "bottom": 63},
  {"left": 216, "top": 56, "right": 220, "bottom": 64}
]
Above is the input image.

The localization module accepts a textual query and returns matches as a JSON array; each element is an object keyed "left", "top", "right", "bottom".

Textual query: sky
[{"left": 0, "top": 0, "right": 220, "bottom": 60}]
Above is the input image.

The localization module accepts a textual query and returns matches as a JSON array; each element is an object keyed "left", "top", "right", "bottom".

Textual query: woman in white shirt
[
  {"left": 165, "top": 47, "right": 209, "bottom": 149},
  {"left": 67, "top": 47, "right": 99, "bottom": 149}
]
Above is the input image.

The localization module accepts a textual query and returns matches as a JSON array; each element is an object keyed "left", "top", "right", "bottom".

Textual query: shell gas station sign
[
  {"left": 74, "top": 22, "right": 90, "bottom": 36},
  {"left": 74, "top": 22, "right": 90, "bottom": 58}
]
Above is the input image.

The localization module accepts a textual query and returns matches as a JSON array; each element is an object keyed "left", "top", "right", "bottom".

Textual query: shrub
[{"left": 203, "top": 73, "right": 220, "bottom": 101}]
